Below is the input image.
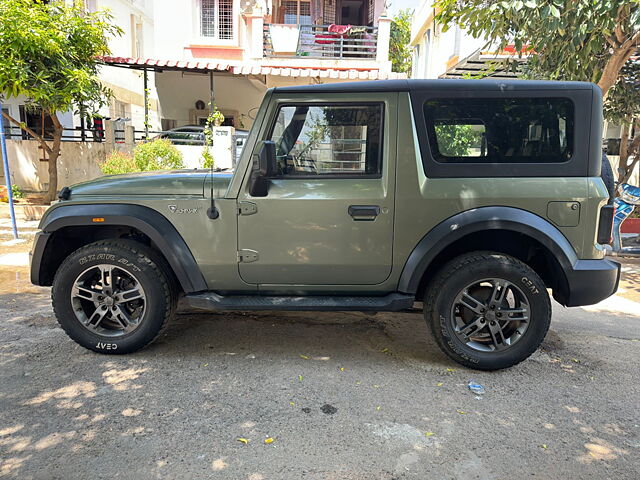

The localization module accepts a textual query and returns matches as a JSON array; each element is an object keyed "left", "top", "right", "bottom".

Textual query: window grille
[{"left": 201, "top": 0, "right": 234, "bottom": 40}]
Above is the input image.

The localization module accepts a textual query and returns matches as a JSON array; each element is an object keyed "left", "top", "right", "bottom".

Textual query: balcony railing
[{"left": 263, "top": 24, "right": 378, "bottom": 60}]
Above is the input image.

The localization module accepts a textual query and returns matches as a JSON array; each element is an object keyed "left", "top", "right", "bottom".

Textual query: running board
[{"left": 185, "top": 292, "right": 415, "bottom": 312}]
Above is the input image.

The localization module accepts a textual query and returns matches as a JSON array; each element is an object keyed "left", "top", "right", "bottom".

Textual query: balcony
[{"left": 263, "top": 24, "right": 379, "bottom": 60}]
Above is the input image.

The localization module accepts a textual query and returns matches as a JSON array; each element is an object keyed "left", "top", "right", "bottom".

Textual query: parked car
[
  {"left": 156, "top": 125, "right": 205, "bottom": 145},
  {"left": 31, "top": 80, "right": 620, "bottom": 370}
]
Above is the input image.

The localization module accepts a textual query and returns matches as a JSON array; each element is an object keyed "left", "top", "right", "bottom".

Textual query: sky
[{"left": 386, "top": 0, "right": 421, "bottom": 16}]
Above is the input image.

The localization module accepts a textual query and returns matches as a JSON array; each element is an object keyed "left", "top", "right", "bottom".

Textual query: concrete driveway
[{"left": 0, "top": 236, "right": 639, "bottom": 479}]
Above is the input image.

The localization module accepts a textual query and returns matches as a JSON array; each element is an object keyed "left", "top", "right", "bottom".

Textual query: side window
[
  {"left": 424, "top": 98, "right": 574, "bottom": 164},
  {"left": 268, "top": 104, "right": 383, "bottom": 176}
]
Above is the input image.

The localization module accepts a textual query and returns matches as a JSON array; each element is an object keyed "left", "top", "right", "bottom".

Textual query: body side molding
[
  {"left": 397, "top": 206, "right": 579, "bottom": 295},
  {"left": 34, "top": 204, "right": 207, "bottom": 293}
]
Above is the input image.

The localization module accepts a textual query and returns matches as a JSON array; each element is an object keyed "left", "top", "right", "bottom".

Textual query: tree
[
  {"left": 435, "top": 0, "right": 640, "bottom": 183},
  {"left": 390, "top": 9, "right": 413, "bottom": 75},
  {"left": 0, "top": 0, "right": 121, "bottom": 201}
]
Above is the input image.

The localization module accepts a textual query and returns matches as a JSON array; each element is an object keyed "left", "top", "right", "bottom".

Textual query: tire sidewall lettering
[{"left": 78, "top": 255, "right": 142, "bottom": 272}]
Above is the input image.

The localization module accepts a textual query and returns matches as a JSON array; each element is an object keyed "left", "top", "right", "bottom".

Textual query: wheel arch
[
  {"left": 398, "top": 207, "right": 577, "bottom": 305},
  {"left": 31, "top": 204, "right": 207, "bottom": 293}
]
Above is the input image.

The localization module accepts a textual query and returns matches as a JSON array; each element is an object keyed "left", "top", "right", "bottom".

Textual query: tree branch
[
  {"left": 1, "top": 111, "right": 52, "bottom": 153},
  {"left": 614, "top": 5, "right": 628, "bottom": 46},
  {"left": 619, "top": 28, "right": 640, "bottom": 52}
]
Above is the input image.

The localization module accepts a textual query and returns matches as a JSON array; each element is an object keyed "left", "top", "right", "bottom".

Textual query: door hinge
[
  {"left": 238, "top": 201, "right": 258, "bottom": 216},
  {"left": 238, "top": 249, "right": 259, "bottom": 263}
]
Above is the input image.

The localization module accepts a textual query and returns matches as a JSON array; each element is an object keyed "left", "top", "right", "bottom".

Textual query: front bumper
[{"left": 558, "top": 258, "right": 621, "bottom": 307}]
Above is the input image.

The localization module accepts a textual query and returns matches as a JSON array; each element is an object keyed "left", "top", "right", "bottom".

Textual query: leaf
[
  {"left": 437, "top": 382, "right": 444, "bottom": 387},
  {"left": 298, "top": 375, "right": 303, "bottom": 382},
  {"left": 380, "top": 348, "right": 389, "bottom": 353},
  {"left": 299, "top": 354, "right": 310, "bottom": 360},
  {"left": 237, "top": 438, "right": 249, "bottom": 445},
  {"left": 289, "top": 401, "right": 295, "bottom": 406},
  {"left": 340, "top": 367, "right": 345, "bottom": 372},
  {"left": 549, "top": 5, "right": 560, "bottom": 18},
  {"left": 264, "top": 437, "right": 274, "bottom": 444},
  {"left": 540, "top": 444, "right": 548, "bottom": 449},
  {"left": 456, "top": 410, "right": 466, "bottom": 415},
  {"left": 376, "top": 406, "right": 381, "bottom": 411},
  {"left": 424, "top": 431, "right": 435, "bottom": 437}
]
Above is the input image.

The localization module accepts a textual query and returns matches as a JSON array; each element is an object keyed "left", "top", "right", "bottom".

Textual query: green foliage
[
  {"left": 10, "top": 184, "right": 25, "bottom": 199},
  {"left": 0, "top": 0, "right": 122, "bottom": 114},
  {"left": 133, "top": 139, "right": 184, "bottom": 171},
  {"left": 100, "top": 151, "right": 137, "bottom": 175},
  {"left": 435, "top": 124, "right": 484, "bottom": 156},
  {"left": 605, "top": 61, "right": 640, "bottom": 124},
  {"left": 101, "top": 140, "right": 184, "bottom": 175},
  {"left": 390, "top": 9, "right": 413, "bottom": 75},
  {"left": 201, "top": 104, "right": 218, "bottom": 169}
]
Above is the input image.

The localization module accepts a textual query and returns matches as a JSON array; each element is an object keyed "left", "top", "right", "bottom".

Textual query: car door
[{"left": 237, "top": 93, "right": 397, "bottom": 286}]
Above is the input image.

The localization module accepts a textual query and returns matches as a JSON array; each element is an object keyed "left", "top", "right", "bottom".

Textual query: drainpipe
[{"left": 0, "top": 101, "right": 18, "bottom": 239}]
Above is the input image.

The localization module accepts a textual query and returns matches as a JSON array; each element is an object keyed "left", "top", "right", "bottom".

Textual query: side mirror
[
  {"left": 248, "top": 140, "right": 276, "bottom": 197},
  {"left": 256, "top": 140, "right": 277, "bottom": 176}
]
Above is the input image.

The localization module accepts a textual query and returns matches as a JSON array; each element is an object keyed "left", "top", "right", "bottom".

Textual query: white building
[
  {"left": 410, "top": 2, "right": 527, "bottom": 79},
  {"left": 100, "top": 0, "right": 399, "bottom": 133}
]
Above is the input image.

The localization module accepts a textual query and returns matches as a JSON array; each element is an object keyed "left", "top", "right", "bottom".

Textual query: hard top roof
[{"left": 273, "top": 79, "right": 598, "bottom": 94}]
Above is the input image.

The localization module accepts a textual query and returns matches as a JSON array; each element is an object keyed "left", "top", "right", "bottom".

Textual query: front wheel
[
  {"left": 52, "top": 240, "right": 176, "bottom": 354},
  {"left": 424, "top": 252, "right": 551, "bottom": 370}
]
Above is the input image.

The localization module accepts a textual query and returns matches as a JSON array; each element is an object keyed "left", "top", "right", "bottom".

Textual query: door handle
[{"left": 348, "top": 205, "right": 381, "bottom": 221}]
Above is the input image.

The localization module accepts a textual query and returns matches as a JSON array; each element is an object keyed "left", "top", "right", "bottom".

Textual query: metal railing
[
  {"left": 263, "top": 24, "right": 378, "bottom": 60},
  {"left": 1, "top": 125, "right": 107, "bottom": 142}
]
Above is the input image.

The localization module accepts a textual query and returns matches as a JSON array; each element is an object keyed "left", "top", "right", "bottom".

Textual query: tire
[
  {"left": 601, "top": 153, "right": 616, "bottom": 204},
  {"left": 52, "top": 240, "right": 176, "bottom": 354},
  {"left": 424, "top": 251, "right": 551, "bottom": 370}
]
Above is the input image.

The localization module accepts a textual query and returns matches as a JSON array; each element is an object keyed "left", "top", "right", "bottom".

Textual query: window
[
  {"left": 201, "top": 0, "right": 234, "bottom": 40},
  {"left": 424, "top": 98, "right": 574, "bottom": 163},
  {"left": 282, "top": 0, "right": 311, "bottom": 24},
  {"left": 269, "top": 104, "right": 383, "bottom": 176}
]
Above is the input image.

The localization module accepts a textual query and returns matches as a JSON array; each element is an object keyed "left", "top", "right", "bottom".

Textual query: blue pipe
[{"left": 0, "top": 101, "right": 19, "bottom": 239}]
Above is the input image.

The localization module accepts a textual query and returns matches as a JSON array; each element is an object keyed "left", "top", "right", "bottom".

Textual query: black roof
[{"left": 273, "top": 79, "right": 598, "bottom": 94}]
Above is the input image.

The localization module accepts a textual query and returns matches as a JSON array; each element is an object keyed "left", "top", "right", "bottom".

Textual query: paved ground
[{"left": 0, "top": 232, "right": 639, "bottom": 479}]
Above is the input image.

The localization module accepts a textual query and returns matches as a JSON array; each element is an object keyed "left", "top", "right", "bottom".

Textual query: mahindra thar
[{"left": 30, "top": 80, "right": 620, "bottom": 370}]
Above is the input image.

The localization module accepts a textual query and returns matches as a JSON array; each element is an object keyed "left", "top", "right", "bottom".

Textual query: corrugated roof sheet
[{"left": 99, "top": 56, "right": 406, "bottom": 80}]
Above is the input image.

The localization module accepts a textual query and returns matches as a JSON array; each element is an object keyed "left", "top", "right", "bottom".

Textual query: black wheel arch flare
[
  {"left": 398, "top": 206, "right": 578, "bottom": 301},
  {"left": 31, "top": 204, "right": 208, "bottom": 293}
]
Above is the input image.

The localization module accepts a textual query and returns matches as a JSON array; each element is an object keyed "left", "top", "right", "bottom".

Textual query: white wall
[
  {"left": 410, "top": 0, "right": 485, "bottom": 79},
  {"left": 92, "top": 0, "right": 160, "bottom": 131}
]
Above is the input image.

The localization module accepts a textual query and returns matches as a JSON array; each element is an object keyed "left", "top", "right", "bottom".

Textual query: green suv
[{"left": 30, "top": 80, "right": 620, "bottom": 370}]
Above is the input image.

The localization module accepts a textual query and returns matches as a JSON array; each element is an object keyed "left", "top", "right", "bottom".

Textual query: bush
[
  {"left": 100, "top": 151, "right": 137, "bottom": 175},
  {"left": 100, "top": 139, "right": 184, "bottom": 175},
  {"left": 133, "top": 138, "right": 184, "bottom": 171},
  {"left": 11, "top": 184, "right": 25, "bottom": 199}
]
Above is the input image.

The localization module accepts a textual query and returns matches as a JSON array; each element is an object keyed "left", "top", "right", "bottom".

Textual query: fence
[{"left": 0, "top": 121, "right": 239, "bottom": 192}]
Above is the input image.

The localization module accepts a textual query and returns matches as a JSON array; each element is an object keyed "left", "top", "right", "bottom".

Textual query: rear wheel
[
  {"left": 424, "top": 252, "right": 551, "bottom": 370},
  {"left": 52, "top": 240, "right": 176, "bottom": 354}
]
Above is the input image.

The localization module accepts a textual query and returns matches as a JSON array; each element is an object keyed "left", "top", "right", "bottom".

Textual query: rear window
[{"left": 424, "top": 98, "right": 574, "bottom": 164}]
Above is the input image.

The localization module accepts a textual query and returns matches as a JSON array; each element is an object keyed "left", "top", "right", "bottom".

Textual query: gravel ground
[{"left": 0, "top": 236, "right": 639, "bottom": 480}]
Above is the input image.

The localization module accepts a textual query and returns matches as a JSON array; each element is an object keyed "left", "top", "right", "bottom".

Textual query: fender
[
  {"left": 397, "top": 206, "right": 578, "bottom": 295},
  {"left": 32, "top": 204, "right": 208, "bottom": 293}
]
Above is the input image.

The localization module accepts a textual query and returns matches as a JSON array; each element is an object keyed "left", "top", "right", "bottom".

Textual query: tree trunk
[
  {"left": 45, "top": 112, "right": 63, "bottom": 203},
  {"left": 618, "top": 122, "right": 640, "bottom": 186},
  {"left": 617, "top": 120, "right": 630, "bottom": 182},
  {"left": 598, "top": 46, "right": 635, "bottom": 97}
]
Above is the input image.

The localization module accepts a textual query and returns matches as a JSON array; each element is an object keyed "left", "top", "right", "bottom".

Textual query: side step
[{"left": 185, "top": 292, "right": 415, "bottom": 312}]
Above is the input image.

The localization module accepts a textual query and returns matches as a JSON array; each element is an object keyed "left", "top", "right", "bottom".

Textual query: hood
[{"left": 68, "top": 170, "right": 232, "bottom": 197}]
